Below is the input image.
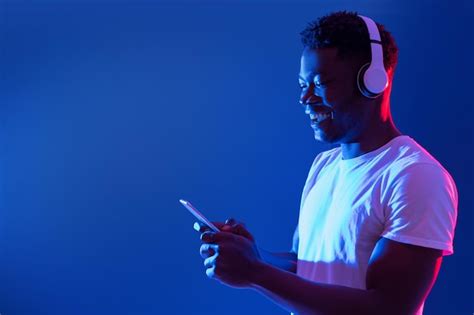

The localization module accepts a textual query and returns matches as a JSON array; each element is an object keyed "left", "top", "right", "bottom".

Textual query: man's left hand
[{"left": 200, "top": 230, "right": 262, "bottom": 288}]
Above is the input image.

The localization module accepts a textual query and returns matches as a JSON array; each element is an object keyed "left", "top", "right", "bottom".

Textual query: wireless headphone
[{"left": 356, "top": 15, "right": 388, "bottom": 98}]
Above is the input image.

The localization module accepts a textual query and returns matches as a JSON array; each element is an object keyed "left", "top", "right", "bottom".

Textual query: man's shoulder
[
  {"left": 385, "top": 136, "right": 447, "bottom": 174},
  {"left": 382, "top": 136, "right": 455, "bottom": 188}
]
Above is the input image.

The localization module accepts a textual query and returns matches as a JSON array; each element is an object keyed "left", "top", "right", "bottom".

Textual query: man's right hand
[
  {"left": 195, "top": 218, "right": 254, "bottom": 240},
  {"left": 195, "top": 219, "right": 297, "bottom": 273},
  {"left": 195, "top": 218, "right": 255, "bottom": 259}
]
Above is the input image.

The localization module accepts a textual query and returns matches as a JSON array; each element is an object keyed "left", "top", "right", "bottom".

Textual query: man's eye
[
  {"left": 315, "top": 81, "right": 329, "bottom": 88},
  {"left": 314, "top": 80, "right": 326, "bottom": 87}
]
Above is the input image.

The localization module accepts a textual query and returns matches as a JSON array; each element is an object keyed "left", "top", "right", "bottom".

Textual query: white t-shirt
[{"left": 292, "top": 135, "right": 458, "bottom": 315}]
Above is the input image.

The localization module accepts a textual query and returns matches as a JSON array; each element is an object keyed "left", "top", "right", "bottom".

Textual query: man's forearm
[
  {"left": 249, "top": 261, "right": 383, "bottom": 315},
  {"left": 258, "top": 249, "right": 297, "bottom": 273}
]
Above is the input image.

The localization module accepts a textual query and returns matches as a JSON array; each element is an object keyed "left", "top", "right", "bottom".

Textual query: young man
[{"left": 198, "top": 11, "right": 457, "bottom": 315}]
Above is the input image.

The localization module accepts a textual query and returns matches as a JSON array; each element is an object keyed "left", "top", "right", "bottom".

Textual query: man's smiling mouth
[{"left": 310, "top": 111, "right": 333, "bottom": 123}]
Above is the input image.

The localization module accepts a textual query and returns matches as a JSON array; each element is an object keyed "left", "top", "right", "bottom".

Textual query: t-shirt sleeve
[{"left": 381, "top": 163, "right": 458, "bottom": 255}]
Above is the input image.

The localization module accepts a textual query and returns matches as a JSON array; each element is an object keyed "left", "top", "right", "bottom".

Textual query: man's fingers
[
  {"left": 212, "top": 222, "right": 226, "bottom": 229},
  {"left": 193, "top": 221, "right": 226, "bottom": 233},
  {"left": 195, "top": 219, "right": 253, "bottom": 241},
  {"left": 230, "top": 223, "right": 254, "bottom": 241},
  {"left": 225, "top": 218, "right": 236, "bottom": 225},
  {"left": 219, "top": 220, "right": 254, "bottom": 241},
  {"left": 193, "top": 222, "right": 203, "bottom": 232},
  {"left": 201, "top": 231, "right": 215, "bottom": 243},
  {"left": 203, "top": 255, "right": 217, "bottom": 269},
  {"left": 206, "top": 265, "right": 216, "bottom": 279},
  {"left": 200, "top": 244, "right": 218, "bottom": 259},
  {"left": 193, "top": 220, "right": 248, "bottom": 234},
  {"left": 201, "top": 231, "right": 236, "bottom": 243},
  {"left": 221, "top": 224, "right": 234, "bottom": 233}
]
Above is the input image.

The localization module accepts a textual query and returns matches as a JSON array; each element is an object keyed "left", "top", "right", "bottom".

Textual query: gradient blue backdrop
[{"left": 1, "top": 0, "right": 472, "bottom": 314}]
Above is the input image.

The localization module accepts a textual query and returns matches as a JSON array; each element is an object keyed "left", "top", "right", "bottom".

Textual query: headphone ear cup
[
  {"left": 357, "top": 63, "right": 372, "bottom": 98},
  {"left": 357, "top": 62, "right": 388, "bottom": 99}
]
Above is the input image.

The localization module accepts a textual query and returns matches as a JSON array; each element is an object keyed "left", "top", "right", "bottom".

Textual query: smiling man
[{"left": 198, "top": 11, "right": 458, "bottom": 315}]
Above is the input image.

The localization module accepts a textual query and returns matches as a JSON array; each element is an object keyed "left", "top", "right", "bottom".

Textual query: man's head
[{"left": 298, "top": 11, "right": 399, "bottom": 143}]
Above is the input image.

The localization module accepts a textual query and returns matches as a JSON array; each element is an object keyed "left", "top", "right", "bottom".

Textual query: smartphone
[{"left": 179, "top": 199, "right": 220, "bottom": 232}]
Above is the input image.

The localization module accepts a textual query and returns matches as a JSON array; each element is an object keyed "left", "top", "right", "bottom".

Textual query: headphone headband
[{"left": 356, "top": 15, "right": 388, "bottom": 98}]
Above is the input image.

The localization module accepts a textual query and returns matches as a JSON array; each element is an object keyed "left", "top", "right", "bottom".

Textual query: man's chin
[{"left": 313, "top": 131, "right": 339, "bottom": 144}]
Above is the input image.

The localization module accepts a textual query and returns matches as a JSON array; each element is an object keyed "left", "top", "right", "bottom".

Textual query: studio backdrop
[{"left": 1, "top": 0, "right": 472, "bottom": 314}]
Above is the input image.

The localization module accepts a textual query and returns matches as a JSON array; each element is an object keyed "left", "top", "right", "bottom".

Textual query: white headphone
[{"left": 357, "top": 15, "right": 388, "bottom": 98}]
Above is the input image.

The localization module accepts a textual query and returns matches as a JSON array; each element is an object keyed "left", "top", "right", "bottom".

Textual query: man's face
[{"left": 299, "top": 47, "right": 371, "bottom": 143}]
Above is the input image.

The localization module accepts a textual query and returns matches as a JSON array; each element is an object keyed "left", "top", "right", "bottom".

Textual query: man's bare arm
[
  {"left": 249, "top": 238, "right": 443, "bottom": 315},
  {"left": 259, "top": 249, "right": 297, "bottom": 273}
]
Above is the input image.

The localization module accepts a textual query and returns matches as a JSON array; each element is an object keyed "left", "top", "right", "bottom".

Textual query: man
[{"left": 197, "top": 11, "right": 457, "bottom": 315}]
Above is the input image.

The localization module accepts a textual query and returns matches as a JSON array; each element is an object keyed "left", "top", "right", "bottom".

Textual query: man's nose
[
  {"left": 299, "top": 89, "right": 322, "bottom": 108},
  {"left": 299, "top": 95, "right": 323, "bottom": 113}
]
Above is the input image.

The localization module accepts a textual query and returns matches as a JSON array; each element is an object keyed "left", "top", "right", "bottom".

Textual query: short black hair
[{"left": 300, "top": 11, "right": 398, "bottom": 71}]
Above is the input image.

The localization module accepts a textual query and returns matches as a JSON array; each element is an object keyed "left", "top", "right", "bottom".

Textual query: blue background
[{"left": 1, "top": 0, "right": 472, "bottom": 314}]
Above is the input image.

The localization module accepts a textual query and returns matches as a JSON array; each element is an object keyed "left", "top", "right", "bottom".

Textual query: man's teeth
[{"left": 311, "top": 112, "right": 332, "bottom": 122}]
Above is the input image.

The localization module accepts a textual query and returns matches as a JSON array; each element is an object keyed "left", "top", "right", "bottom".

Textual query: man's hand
[
  {"left": 196, "top": 218, "right": 256, "bottom": 262},
  {"left": 197, "top": 219, "right": 262, "bottom": 289},
  {"left": 194, "top": 218, "right": 255, "bottom": 241}
]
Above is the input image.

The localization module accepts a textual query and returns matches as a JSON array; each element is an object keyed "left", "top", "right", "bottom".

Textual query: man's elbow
[{"left": 370, "top": 289, "right": 423, "bottom": 315}]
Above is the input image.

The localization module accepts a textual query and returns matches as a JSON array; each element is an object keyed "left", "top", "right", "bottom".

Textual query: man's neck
[{"left": 340, "top": 119, "right": 402, "bottom": 160}]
